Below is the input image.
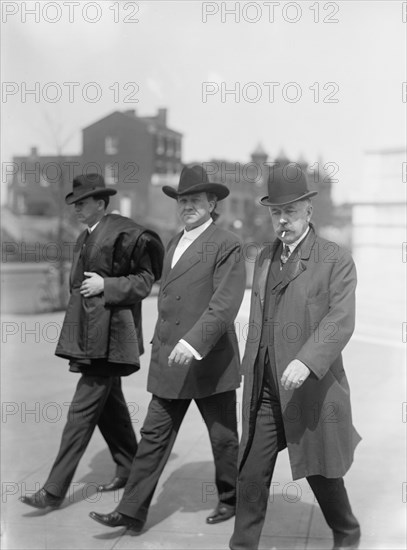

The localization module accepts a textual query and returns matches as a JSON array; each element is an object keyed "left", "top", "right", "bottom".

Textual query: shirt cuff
[{"left": 179, "top": 339, "right": 203, "bottom": 360}]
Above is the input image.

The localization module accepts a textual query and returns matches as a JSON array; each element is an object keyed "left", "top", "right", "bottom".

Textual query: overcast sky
[{"left": 1, "top": 0, "right": 405, "bottom": 203}]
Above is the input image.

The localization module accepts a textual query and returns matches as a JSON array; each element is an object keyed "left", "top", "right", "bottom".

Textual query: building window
[
  {"left": 175, "top": 140, "right": 181, "bottom": 158},
  {"left": 230, "top": 198, "right": 239, "bottom": 215},
  {"left": 156, "top": 134, "right": 165, "bottom": 155},
  {"left": 105, "top": 136, "right": 118, "bottom": 155},
  {"left": 105, "top": 163, "right": 118, "bottom": 185},
  {"left": 155, "top": 160, "right": 165, "bottom": 174},
  {"left": 17, "top": 194, "right": 26, "bottom": 213},
  {"left": 166, "top": 138, "right": 173, "bottom": 156}
]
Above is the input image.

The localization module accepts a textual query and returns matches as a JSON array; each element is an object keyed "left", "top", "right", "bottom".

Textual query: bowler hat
[
  {"left": 162, "top": 165, "right": 229, "bottom": 200},
  {"left": 260, "top": 163, "right": 318, "bottom": 206},
  {"left": 65, "top": 174, "right": 117, "bottom": 205}
]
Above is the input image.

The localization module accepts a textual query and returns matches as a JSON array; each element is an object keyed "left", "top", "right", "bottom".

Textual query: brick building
[
  {"left": 7, "top": 147, "right": 82, "bottom": 216},
  {"left": 7, "top": 108, "right": 183, "bottom": 237},
  {"left": 82, "top": 108, "right": 182, "bottom": 230}
]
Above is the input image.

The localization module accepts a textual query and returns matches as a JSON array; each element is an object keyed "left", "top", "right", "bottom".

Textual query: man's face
[
  {"left": 176, "top": 192, "right": 214, "bottom": 230},
  {"left": 269, "top": 200, "right": 312, "bottom": 244},
  {"left": 73, "top": 196, "right": 104, "bottom": 227}
]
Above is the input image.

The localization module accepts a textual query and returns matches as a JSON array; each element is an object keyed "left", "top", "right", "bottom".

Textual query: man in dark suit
[
  {"left": 20, "top": 174, "right": 164, "bottom": 509},
  {"left": 90, "top": 164, "right": 246, "bottom": 531},
  {"left": 229, "top": 164, "right": 361, "bottom": 550}
]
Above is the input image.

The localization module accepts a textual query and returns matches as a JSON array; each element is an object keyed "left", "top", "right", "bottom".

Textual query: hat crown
[
  {"left": 261, "top": 163, "right": 317, "bottom": 206},
  {"left": 65, "top": 173, "right": 117, "bottom": 204},
  {"left": 178, "top": 165, "right": 210, "bottom": 194},
  {"left": 72, "top": 174, "right": 106, "bottom": 195},
  {"left": 162, "top": 164, "right": 230, "bottom": 201}
]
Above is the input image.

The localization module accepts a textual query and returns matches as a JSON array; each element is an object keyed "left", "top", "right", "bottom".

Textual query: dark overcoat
[
  {"left": 147, "top": 223, "right": 246, "bottom": 399},
  {"left": 55, "top": 214, "right": 163, "bottom": 374},
  {"left": 239, "top": 226, "right": 361, "bottom": 479}
]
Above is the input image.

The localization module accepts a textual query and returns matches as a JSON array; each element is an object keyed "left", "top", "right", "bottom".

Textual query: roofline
[{"left": 82, "top": 110, "right": 183, "bottom": 136}]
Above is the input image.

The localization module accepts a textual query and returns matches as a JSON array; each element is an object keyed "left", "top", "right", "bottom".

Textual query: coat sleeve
[
  {"left": 295, "top": 250, "right": 357, "bottom": 379},
  {"left": 103, "top": 232, "right": 158, "bottom": 306},
  {"left": 181, "top": 237, "right": 246, "bottom": 358}
]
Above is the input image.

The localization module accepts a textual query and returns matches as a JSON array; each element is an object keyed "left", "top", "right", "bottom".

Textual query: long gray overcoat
[{"left": 239, "top": 226, "right": 361, "bottom": 479}]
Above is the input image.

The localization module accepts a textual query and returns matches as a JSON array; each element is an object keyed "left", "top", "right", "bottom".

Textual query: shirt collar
[
  {"left": 88, "top": 220, "right": 101, "bottom": 233},
  {"left": 181, "top": 218, "right": 213, "bottom": 241},
  {"left": 286, "top": 225, "right": 310, "bottom": 254}
]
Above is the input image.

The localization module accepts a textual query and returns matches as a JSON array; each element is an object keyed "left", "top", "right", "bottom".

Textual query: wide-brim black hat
[
  {"left": 162, "top": 165, "right": 229, "bottom": 200},
  {"left": 260, "top": 163, "right": 318, "bottom": 206},
  {"left": 65, "top": 174, "right": 117, "bottom": 205}
]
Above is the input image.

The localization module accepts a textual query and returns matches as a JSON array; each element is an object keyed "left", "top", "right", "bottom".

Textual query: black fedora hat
[
  {"left": 260, "top": 163, "right": 318, "bottom": 206},
  {"left": 162, "top": 165, "right": 229, "bottom": 200},
  {"left": 65, "top": 174, "right": 117, "bottom": 205}
]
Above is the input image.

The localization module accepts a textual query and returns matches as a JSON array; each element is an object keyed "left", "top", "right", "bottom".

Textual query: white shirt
[
  {"left": 171, "top": 218, "right": 213, "bottom": 268},
  {"left": 285, "top": 225, "right": 310, "bottom": 256},
  {"left": 88, "top": 219, "right": 102, "bottom": 233},
  {"left": 172, "top": 218, "right": 213, "bottom": 360}
]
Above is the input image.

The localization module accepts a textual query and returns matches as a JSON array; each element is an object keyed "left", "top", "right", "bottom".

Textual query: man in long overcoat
[
  {"left": 229, "top": 164, "right": 361, "bottom": 550},
  {"left": 20, "top": 174, "right": 163, "bottom": 509},
  {"left": 90, "top": 164, "right": 246, "bottom": 531}
]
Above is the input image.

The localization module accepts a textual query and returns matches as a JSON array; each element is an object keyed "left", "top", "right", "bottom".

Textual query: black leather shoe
[
  {"left": 206, "top": 504, "right": 235, "bottom": 524},
  {"left": 20, "top": 488, "right": 63, "bottom": 510},
  {"left": 89, "top": 511, "right": 144, "bottom": 532},
  {"left": 97, "top": 477, "right": 128, "bottom": 492}
]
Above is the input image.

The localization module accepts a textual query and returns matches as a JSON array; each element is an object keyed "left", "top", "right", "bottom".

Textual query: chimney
[
  {"left": 157, "top": 108, "right": 167, "bottom": 126},
  {"left": 30, "top": 146, "right": 38, "bottom": 158},
  {"left": 124, "top": 109, "right": 136, "bottom": 116}
]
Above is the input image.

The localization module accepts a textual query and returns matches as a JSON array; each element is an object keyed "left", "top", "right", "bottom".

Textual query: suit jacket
[
  {"left": 239, "top": 225, "right": 361, "bottom": 479},
  {"left": 147, "top": 223, "right": 246, "bottom": 399},
  {"left": 55, "top": 214, "right": 164, "bottom": 376}
]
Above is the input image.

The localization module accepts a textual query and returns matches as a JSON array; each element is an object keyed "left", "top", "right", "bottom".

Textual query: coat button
[
  {"left": 176, "top": 295, "right": 181, "bottom": 300},
  {"left": 175, "top": 320, "right": 180, "bottom": 325}
]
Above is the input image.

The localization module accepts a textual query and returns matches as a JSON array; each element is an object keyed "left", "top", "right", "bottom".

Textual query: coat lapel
[
  {"left": 279, "top": 225, "right": 317, "bottom": 291},
  {"left": 161, "top": 224, "right": 217, "bottom": 290},
  {"left": 255, "top": 241, "right": 280, "bottom": 309},
  {"left": 70, "top": 230, "right": 88, "bottom": 288},
  {"left": 161, "top": 233, "right": 182, "bottom": 284}
]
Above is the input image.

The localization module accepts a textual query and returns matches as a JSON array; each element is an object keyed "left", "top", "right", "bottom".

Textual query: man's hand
[
  {"left": 281, "top": 359, "right": 311, "bottom": 391},
  {"left": 80, "top": 272, "right": 104, "bottom": 298},
  {"left": 168, "top": 342, "right": 194, "bottom": 368}
]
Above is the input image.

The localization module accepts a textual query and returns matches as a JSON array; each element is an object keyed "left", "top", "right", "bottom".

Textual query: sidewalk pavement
[{"left": 1, "top": 290, "right": 405, "bottom": 549}]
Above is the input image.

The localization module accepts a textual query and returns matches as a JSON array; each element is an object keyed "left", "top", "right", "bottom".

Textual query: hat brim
[
  {"left": 259, "top": 190, "right": 318, "bottom": 207},
  {"left": 162, "top": 183, "right": 229, "bottom": 201},
  {"left": 65, "top": 188, "right": 117, "bottom": 205}
]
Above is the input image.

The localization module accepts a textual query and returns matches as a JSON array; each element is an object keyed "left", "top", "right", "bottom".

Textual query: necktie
[{"left": 280, "top": 244, "right": 290, "bottom": 270}]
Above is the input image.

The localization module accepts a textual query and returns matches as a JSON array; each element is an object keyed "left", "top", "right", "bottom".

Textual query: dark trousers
[
  {"left": 116, "top": 390, "right": 238, "bottom": 522},
  {"left": 230, "top": 369, "right": 360, "bottom": 550},
  {"left": 44, "top": 375, "right": 137, "bottom": 498}
]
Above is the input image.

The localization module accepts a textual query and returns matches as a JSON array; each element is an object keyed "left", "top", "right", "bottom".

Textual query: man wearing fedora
[
  {"left": 229, "top": 163, "right": 361, "bottom": 550},
  {"left": 90, "top": 164, "right": 246, "bottom": 531},
  {"left": 20, "top": 173, "right": 164, "bottom": 510}
]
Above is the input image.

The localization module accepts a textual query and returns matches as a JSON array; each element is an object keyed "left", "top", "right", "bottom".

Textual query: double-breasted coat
[
  {"left": 55, "top": 214, "right": 164, "bottom": 375},
  {"left": 239, "top": 225, "right": 361, "bottom": 479},
  {"left": 147, "top": 223, "right": 246, "bottom": 399}
]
